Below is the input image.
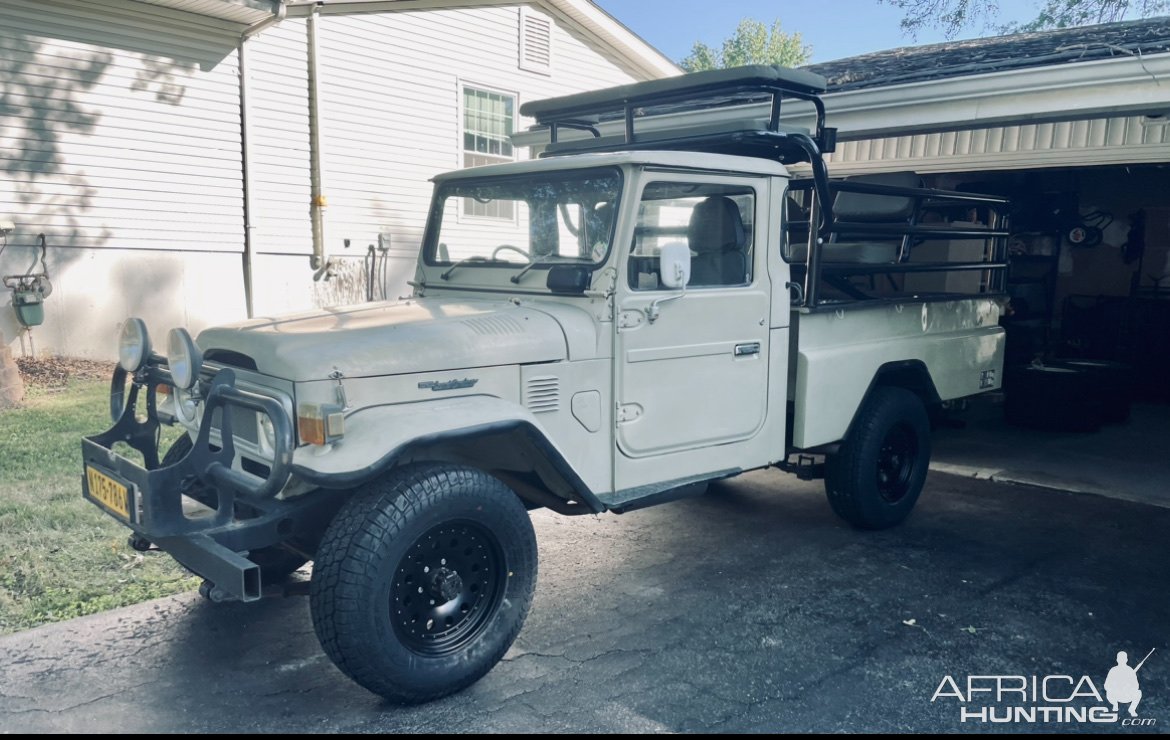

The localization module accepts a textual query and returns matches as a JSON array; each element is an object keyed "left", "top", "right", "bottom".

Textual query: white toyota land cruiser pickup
[{"left": 81, "top": 67, "right": 1008, "bottom": 703}]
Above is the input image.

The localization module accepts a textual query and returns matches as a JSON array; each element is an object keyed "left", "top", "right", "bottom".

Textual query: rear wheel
[
  {"left": 309, "top": 463, "right": 537, "bottom": 703},
  {"left": 824, "top": 386, "right": 931, "bottom": 530}
]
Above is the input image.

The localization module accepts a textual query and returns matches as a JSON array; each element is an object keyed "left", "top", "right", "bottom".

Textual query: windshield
[{"left": 425, "top": 168, "right": 622, "bottom": 273}]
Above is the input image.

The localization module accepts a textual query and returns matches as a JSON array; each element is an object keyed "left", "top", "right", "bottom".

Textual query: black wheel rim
[
  {"left": 876, "top": 422, "right": 918, "bottom": 503},
  {"left": 390, "top": 520, "right": 505, "bottom": 656}
]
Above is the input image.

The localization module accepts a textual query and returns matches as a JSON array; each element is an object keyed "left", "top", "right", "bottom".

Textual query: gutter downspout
[
  {"left": 239, "top": 2, "right": 288, "bottom": 318},
  {"left": 307, "top": 5, "right": 331, "bottom": 281}
]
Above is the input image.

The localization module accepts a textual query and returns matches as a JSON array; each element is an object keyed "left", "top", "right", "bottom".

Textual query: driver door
[{"left": 614, "top": 175, "right": 772, "bottom": 487}]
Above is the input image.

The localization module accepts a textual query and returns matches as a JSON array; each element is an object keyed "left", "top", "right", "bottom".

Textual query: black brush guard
[{"left": 81, "top": 363, "right": 322, "bottom": 602}]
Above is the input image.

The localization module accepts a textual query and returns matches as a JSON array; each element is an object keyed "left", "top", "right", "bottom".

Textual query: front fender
[{"left": 290, "top": 395, "right": 605, "bottom": 513}]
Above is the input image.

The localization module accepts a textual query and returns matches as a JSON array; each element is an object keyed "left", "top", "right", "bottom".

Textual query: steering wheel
[{"left": 491, "top": 244, "right": 531, "bottom": 261}]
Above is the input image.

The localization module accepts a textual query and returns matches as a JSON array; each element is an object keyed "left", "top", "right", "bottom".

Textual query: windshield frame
[{"left": 422, "top": 166, "right": 625, "bottom": 278}]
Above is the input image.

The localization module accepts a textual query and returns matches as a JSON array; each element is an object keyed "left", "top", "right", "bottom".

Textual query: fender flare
[
  {"left": 289, "top": 396, "right": 605, "bottom": 514},
  {"left": 842, "top": 360, "right": 941, "bottom": 442}
]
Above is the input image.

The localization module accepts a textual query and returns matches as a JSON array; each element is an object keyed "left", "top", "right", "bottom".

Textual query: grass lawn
[{"left": 0, "top": 379, "right": 198, "bottom": 634}]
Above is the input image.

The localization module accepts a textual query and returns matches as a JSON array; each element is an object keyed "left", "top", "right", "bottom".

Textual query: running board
[{"left": 600, "top": 469, "right": 741, "bottom": 514}]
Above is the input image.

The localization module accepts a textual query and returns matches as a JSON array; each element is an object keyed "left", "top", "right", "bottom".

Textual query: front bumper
[{"left": 81, "top": 365, "right": 326, "bottom": 601}]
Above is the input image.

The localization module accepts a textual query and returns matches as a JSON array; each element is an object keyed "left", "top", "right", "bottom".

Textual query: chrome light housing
[
  {"left": 117, "top": 318, "right": 151, "bottom": 372},
  {"left": 167, "top": 328, "right": 203, "bottom": 390}
]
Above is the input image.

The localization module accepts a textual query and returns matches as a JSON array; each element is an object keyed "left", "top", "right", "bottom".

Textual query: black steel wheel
[
  {"left": 825, "top": 386, "right": 931, "bottom": 530},
  {"left": 310, "top": 463, "right": 537, "bottom": 704},
  {"left": 391, "top": 520, "right": 505, "bottom": 656},
  {"left": 875, "top": 422, "right": 919, "bottom": 503}
]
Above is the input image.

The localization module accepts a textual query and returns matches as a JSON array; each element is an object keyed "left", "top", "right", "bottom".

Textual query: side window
[{"left": 628, "top": 182, "right": 755, "bottom": 290}]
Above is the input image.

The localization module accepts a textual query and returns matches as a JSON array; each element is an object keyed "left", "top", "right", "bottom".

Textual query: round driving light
[
  {"left": 117, "top": 318, "right": 151, "bottom": 372},
  {"left": 167, "top": 328, "right": 203, "bottom": 390}
]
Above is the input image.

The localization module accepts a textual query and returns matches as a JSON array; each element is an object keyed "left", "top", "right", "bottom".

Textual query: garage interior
[{"left": 912, "top": 163, "right": 1170, "bottom": 506}]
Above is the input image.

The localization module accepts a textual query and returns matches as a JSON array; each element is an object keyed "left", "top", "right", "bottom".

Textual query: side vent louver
[
  {"left": 464, "top": 315, "right": 524, "bottom": 335},
  {"left": 525, "top": 376, "right": 560, "bottom": 414}
]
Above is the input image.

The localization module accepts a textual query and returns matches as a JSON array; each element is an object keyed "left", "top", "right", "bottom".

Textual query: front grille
[{"left": 211, "top": 406, "right": 258, "bottom": 444}]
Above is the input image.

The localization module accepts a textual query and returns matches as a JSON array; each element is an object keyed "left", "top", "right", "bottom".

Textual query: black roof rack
[
  {"left": 519, "top": 65, "right": 835, "bottom": 159},
  {"left": 519, "top": 67, "right": 838, "bottom": 230}
]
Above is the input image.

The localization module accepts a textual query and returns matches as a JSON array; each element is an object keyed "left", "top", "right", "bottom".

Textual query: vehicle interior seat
[
  {"left": 789, "top": 171, "right": 923, "bottom": 264},
  {"left": 687, "top": 196, "right": 749, "bottom": 286}
]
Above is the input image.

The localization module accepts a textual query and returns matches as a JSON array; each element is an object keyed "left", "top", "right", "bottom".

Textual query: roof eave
[{"left": 819, "top": 51, "right": 1170, "bottom": 140}]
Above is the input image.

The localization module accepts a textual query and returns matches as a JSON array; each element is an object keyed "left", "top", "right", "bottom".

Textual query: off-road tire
[
  {"left": 309, "top": 463, "right": 537, "bottom": 704},
  {"left": 824, "top": 386, "right": 931, "bottom": 530},
  {"left": 161, "top": 435, "right": 308, "bottom": 581}
]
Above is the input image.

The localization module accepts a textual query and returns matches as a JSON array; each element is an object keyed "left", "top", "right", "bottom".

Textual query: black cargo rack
[{"left": 519, "top": 66, "right": 1011, "bottom": 310}]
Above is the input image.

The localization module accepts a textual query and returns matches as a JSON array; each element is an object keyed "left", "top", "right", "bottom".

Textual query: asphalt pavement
[{"left": 1, "top": 469, "right": 1167, "bottom": 733}]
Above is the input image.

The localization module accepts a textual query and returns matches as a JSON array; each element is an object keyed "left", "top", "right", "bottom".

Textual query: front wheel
[
  {"left": 824, "top": 387, "right": 931, "bottom": 530},
  {"left": 310, "top": 463, "right": 537, "bottom": 704}
]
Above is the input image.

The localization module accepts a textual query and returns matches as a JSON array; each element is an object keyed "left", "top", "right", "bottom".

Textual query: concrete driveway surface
[{"left": 1, "top": 470, "right": 1167, "bottom": 733}]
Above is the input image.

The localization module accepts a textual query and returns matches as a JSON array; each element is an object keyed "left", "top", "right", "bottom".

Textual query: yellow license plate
[{"left": 86, "top": 466, "right": 132, "bottom": 521}]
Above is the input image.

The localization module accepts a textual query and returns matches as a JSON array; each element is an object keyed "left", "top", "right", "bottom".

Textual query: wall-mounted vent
[
  {"left": 463, "top": 315, "right": 523, "bottom": 335},
  {"left": 519, "top": 7, "right": 552, "bottom": 74},
  {"left": 525, "top": 375, "right": 560, "bottom": 413}
]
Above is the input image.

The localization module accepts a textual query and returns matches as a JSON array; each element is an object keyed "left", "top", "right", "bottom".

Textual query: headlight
[
  {"left": 167, "top": 328, "right": 203, "bottom": 390},
  {"left": 117, "top": 318, "right": 151, "bottom": 372}
]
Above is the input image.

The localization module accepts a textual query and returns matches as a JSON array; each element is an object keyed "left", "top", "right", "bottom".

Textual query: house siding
[
  {"left": 0, "top": 1, "right": 654, "bottom": 357},
  {"left": 247, "top": 4, "right": 642, "bottom": 314},
  {"left": 0, "top": 0, "right": 247, "bottom": 356}
]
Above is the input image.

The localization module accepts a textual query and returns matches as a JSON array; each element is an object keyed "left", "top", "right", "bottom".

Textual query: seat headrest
[
  {"left": 688, "top": 196, "right": 746, "bottom": 255},
  {"left": 834, "top": 171, "right": 922, "bottom": 222}
]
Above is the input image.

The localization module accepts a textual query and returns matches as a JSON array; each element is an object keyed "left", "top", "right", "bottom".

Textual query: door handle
[{"left": 734, "top": 342, "right": 761, "bottom": 357}]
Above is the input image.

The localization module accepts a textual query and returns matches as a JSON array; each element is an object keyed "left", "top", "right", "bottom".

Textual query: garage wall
[{"left": 0, "top": 0, "right": 247, "bottom": 357}]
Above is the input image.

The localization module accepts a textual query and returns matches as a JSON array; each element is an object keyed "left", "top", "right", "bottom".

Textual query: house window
[
  {"left": 519, "top": 7, "right": 552, "bottom": 74},
  {"left": 462, "top": 86, "right": 516, "bottom": 218}
]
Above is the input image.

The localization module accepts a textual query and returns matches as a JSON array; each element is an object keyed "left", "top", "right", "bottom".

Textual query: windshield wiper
[
  {"left": 510, "top": 257, "right": 581, "bottom": 284},
  {"left": 440, "top": 256, "right": 489, "bottom": 280}
]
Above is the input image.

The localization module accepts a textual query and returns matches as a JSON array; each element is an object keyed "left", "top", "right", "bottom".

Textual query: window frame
[
  {"left": 627, "top": 178, "right": 760, "bottom": 292},
  {"left": 458, "top": 81, "right": 520, "bottom": 223}
]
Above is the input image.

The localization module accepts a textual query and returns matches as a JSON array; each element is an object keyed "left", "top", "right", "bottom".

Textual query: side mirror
[{"left": 658, "top": 242, "right": 691, "bottom": 290}]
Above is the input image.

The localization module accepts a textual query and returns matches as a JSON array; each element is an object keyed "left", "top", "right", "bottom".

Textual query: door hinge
[{"left": 616, "top": 404, "right": 643, "bottom": 423}]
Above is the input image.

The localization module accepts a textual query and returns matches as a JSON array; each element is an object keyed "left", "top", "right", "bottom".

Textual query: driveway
[{"left": 2, "top": 470, "right": 1167, "bottom": 733}]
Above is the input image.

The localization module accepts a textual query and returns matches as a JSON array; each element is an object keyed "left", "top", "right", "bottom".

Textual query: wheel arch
[
  {"left": 291, "top": 411, "right": 604, "bottom": 516},
  {"left": 847, "top": 360, "right": 940, "bottom": 439}
]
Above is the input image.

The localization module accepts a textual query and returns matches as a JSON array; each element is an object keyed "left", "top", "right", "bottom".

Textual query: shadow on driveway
[{"left": 2, "top": 470, "right": 1166, "bottom": 732}]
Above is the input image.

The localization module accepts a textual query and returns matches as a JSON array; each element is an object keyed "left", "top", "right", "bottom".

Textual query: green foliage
[
  {"left": 882, "top": 0, "right": 1170, "bottom": 39},
  {"left": 0, "top": 380, "right": 197, "bottom": 633},
  {"left": 680, "top": 19, "right": 812, "bottom": 72}
]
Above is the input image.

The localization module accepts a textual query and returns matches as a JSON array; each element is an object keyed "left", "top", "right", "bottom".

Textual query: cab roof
[{"left": 432, "top": 151, "right": 791, "bottom": 182}]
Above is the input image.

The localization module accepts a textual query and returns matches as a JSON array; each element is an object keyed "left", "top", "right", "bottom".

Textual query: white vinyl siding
[
  {"left": 0, "top": 0, "right": 244, "bottom": 254},
  {"left": 246, "top": 18, "right": 313, "bottom": 257},
  {"left": 250, "top": 4, "right": 641, "bottom": 280}
]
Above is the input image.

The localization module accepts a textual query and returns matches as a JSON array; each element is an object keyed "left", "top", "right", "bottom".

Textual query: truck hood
[{"left": 196, "top": 299, "right": 567, "bottom": 382}]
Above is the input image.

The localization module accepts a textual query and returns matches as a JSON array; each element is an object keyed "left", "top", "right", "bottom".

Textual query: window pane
[{"left": 630, "top": 182, "right": 755, "bottom": 290}]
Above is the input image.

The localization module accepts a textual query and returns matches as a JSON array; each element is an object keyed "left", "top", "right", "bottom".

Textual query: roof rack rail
[
  {"left": 520, "top": 65, "right": 834, "bottom": 153},
  {"left": 519, "top": 66, "right": 838, "bottom": 236}
]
